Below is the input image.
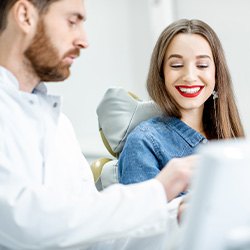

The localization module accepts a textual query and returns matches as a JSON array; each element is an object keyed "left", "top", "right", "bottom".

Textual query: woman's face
[{"left": 163, "top": 33, "right": 216, "bottom": 116}]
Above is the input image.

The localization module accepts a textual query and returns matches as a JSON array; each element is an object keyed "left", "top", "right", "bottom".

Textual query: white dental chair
[{"left": 91, "top": 87, "right": 161, "bottom": 190}]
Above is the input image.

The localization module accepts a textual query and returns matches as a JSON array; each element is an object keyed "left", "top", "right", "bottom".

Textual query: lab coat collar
[{"left": 0, "top": 66, "right": 47, "bottom": 95}]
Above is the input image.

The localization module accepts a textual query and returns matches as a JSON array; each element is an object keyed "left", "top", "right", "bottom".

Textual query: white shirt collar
[{"left": 0, "top": 66, "right": 47, "bottom": 94}]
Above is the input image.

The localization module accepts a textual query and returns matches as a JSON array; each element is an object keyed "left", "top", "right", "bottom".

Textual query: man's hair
[
  {"left": 0, "top": 0, "right": 60, "bottom": 33},
  {"left": 147, "top": 19, "right": 245, "bottom": 139}
]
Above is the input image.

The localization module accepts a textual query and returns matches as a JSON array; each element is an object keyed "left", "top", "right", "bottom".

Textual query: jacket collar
[{"left": 163, "top": 116, "right": 206, "bottom": 147}]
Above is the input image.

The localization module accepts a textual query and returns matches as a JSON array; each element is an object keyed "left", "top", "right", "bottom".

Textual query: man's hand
[
  {"left": 177, "top": 194, "right": 191, "bottom": 224},
  {"left": 155, "top": 155, "right": 198, "bottom": 202}
]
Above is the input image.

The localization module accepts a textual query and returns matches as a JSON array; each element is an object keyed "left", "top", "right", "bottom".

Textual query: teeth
[{"left": 179, "top": 87, "right": 201, "bottom": 94}]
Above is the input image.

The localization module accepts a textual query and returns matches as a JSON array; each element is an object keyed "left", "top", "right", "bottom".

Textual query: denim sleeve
[{"left": 118, "top": 129, "right": 161, "bottom": 184}]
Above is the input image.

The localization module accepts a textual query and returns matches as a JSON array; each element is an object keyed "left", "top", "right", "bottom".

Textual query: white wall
[{"left": 47, "top": 0, "right": 250, "bottom": 161}]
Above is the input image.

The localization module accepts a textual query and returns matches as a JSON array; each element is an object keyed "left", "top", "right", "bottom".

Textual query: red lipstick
[{"left": 175, "top": 85, "right": 204, "bottom": 98}]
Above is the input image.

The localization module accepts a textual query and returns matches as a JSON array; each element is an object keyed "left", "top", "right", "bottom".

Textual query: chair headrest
[{"left": 96, "top": 87, "right": 161, "bottom": 156}]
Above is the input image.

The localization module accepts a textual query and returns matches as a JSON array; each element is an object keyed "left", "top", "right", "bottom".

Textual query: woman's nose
[{"left": 182, "top": 66, "right": 197, "bottom": 83}]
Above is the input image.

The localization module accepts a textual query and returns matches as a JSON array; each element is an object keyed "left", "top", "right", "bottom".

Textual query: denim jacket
[{"left": 118, "top": 116, "right": 207, "bottom": 184}]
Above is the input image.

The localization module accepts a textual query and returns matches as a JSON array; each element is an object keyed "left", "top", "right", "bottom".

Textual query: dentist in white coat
[{"left": 0, "top": 0, "right": 196, "bottom": 249}]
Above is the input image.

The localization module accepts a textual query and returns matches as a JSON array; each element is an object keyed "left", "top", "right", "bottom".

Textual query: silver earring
[
  {"left": 212, "top": 90, "right": 218, "bottom": 100},
  {"left": 212, "top": 90, "right": 219, "bottom": 136}
]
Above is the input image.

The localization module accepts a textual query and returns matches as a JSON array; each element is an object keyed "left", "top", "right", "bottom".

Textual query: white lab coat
[{"left": 0, "top": 67, "right": 179, "bottom": 250}]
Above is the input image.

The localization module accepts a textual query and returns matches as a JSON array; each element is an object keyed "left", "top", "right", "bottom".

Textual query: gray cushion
[{"left": 96, "top": 87, "right": 161, "bottom": 154}]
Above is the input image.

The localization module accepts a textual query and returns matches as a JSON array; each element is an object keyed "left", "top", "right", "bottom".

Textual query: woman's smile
[{"left": 175, "top": 85, "right": 204, "bottom": 98}]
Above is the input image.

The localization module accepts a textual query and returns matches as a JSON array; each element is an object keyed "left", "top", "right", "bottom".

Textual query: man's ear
[{"left": 12, "top": 0, "right": 39, "bottom": 34}]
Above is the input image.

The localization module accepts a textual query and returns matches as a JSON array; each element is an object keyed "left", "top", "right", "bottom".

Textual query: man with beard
[{"left": 0, "top": 0, "right": 196, "bottom": 249}]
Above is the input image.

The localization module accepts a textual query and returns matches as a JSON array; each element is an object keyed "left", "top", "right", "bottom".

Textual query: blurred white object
[
  {"left": 178, "top": 139, "right": 250, "bottom": 250},
  {"left": 226, "top": 226, "right": 250, "bottom": 250}
]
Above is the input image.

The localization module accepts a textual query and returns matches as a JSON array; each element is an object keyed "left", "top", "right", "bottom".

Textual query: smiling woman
[
  {"left": 118, "top": 19, "right": 245, "bottom": 186},
  {"left": 163, "top": 33, "right": 216, "bottom": 127}
]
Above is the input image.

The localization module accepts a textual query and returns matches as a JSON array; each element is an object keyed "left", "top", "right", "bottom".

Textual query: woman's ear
[{"left": 12, "top": 0, "right": 39, "bottom": 34}]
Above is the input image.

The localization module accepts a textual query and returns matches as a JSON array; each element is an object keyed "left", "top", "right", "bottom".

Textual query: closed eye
[
  {"left": 171, "top": 64, "right": 183, "bottom": 68},
  {"left": 68, "top": 19, "right": 77, "bottom": 27},
  {"left": 197, "top": 64, "right": 209, "bottom": 69}
]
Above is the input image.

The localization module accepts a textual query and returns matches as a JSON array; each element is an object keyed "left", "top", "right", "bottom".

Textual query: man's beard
[{"left": 24, "top": 20, "right": 80, "bottom": 82}]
